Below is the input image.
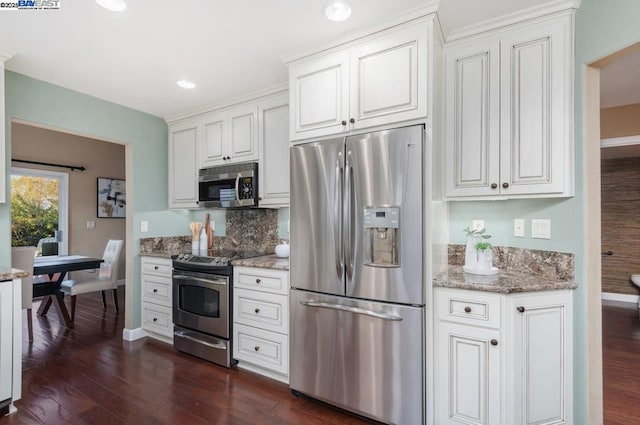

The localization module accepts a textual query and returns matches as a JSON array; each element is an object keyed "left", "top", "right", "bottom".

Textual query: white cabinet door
[
  {"left": 259, "top": 94, "right": 289, "bottom": 207},
  {"left": 444, "top": 40, "right": 501, "bottom": 198},
  {"left": 200, "top": 115, "right": 226, "bottom": 167},
  {"left": 228, "top": 104, "right": 259, "bottom": 162},
  {"left": 437, "top": 321, "right": 501, "bottom": 425},
  {"left": 349, "top": 23, "right": 428, "bottom": 130},
  {"left": 509, "top": 291, "right": 572, "bottom": 425},
  {"left": 289, "top": 51, "right": 350, "bottom": 141},
  {"left": 168, "top": 122, "right": 199, "bottom": 209},
  {"left": 0, "top": 280, "right": 13, "bottom": 402},
  {"left": 500, "top": 18, "right": 571, "bottom": 196}
]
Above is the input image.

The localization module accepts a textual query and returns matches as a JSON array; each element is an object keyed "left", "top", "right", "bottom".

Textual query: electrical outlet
[
  {"left": 514, "top": 219, "right": 525, "bottom": 237},
  {"left": 472, "top": 220, "right": 485, "bottom": 231},
  {"left": 86, "top": 221, "right": 95, "bottom": 229},
  {"left": 531, "top": 219, "right": 551, "bottom": 239},
  {"left": 140, "top": 221, "right": 148, "bottom": 232}
]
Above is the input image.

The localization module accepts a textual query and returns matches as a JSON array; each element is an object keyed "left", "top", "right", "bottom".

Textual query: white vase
[
  {"left": 464, "top": 237, "right": 478, "bottom": 269},
  {"left": 476, "top": 249, "right": 493, "bottom": 271}
]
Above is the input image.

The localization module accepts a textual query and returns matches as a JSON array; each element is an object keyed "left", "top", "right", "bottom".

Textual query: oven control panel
[{"left": 175, "top": 254, "right": 230, "bottom": 267}]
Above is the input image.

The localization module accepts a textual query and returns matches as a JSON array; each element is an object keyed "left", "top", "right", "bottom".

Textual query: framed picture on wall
[{"left": 97, "top": 177, "right": 126, "bottom": 218}]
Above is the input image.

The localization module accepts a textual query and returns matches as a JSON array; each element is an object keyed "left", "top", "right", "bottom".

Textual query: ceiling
[{"left": 0, "top": 0, "right": 554, "bottom": 120}]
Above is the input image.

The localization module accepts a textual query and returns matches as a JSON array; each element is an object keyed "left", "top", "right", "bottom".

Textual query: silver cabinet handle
[
  {"left": 174, "top": 331, "right": 227, "bottom": 350},
  {"left": 173, "top": 275, "right": 227, "bottom": 286},
  {"left": 300, "top": 300, "right": 403, "bottom": 321}
]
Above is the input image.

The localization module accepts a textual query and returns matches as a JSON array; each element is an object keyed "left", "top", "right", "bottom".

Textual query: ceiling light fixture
[
  {"left": 94, "top": 0, "right": 126, "bottom": 12},
  {"left": 177, "top": 80, "right": 196, "bottom": 90},
  {"left": 324, "top": 1, "right": 352, "bottom": 22}
]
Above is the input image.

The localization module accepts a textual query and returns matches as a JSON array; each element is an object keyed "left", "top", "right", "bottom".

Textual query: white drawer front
[
  {"left": 141, "top": 257, "right": 172, "bottom": 277},
  {"left": 142, "top": 302, "right": 173, "bottom": 338},
  {"left": 234, "top": 267, "right": 289, "bottom": 295},
  {"left": 234, "top": 288, "right": 288, "bottom": 334},
  {"left": 234, "top": 324, "right": 288, "bottom": 375},
  {"left": 436, "top": 288, "right": 501, "bottom": 329},
  {"left": 141, "top": 275, "right": 172, "bottom": 307}
]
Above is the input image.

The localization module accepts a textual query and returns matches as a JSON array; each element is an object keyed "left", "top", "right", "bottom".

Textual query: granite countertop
[
  {"left": 232, "top": 255, "right": 289, "bottom": 271},
  {"left": 141, "top": 251, "right": 176, "bottom": 259},
  {"left": 434, "top": 265, "right": 577, "bottom": 294},
  {"left": 0, "top": 268, "right": 30, "bottom": 282}
]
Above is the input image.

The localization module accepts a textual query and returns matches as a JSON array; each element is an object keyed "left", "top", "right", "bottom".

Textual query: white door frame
[{"left": 10, "top": 166, "right": 69, "bottom": 255}]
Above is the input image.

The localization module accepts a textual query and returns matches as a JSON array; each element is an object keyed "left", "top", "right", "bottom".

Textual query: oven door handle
[
  {"left": 174, "top": 331, "right": 228, "bottom": 350},
  {"left": 173, "top": 274, "right": 227, "bottom": 286}
]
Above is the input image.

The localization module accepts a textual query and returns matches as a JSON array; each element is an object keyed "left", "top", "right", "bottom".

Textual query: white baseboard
[
  {"left": 122, "top": 327, "right": 147, "bottom": 341},
  {"left": 601, "top": 292, "right": 639, "bottom": 304}
]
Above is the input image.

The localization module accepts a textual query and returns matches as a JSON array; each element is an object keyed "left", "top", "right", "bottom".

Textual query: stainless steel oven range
[{"left": 172, "top": 253, "right": 238, "bottom": 368}]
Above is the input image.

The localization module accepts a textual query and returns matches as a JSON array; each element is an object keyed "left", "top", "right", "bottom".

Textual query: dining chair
[
  {"left": 11, "top": 246, "right": 36, "bottom": 342},
  {"left": 60, "top": 239, "right": 124, "bottom": 321}
]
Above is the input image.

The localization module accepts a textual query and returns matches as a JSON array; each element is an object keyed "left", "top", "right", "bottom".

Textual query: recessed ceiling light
[
  {"left": 324, "top": 1, "right": 352, "bottom": 22},
  {"left": 177, "top": 80, "right": 196, "bottom": 90},
  {"left": 94, "top": 0, "right": 126, "bottom": 12}
]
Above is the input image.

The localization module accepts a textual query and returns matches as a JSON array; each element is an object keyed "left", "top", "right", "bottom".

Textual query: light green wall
[
  {"left": 448, "top": 1, "right": 640, "bottom": 421},
  {"left": 2, "top": 71, "right": 190, "bottom": 328}
]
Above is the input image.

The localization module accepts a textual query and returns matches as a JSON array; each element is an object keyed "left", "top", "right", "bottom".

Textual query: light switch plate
[
  {"left": 472, "top": 220, "right": 484, "bottom": 231},
  {"left": 86, "top": 221, "right": 95, "bottom": 229},
  {"left": 531, "top": 219, "right": 551, "bottom": 239},
  {"left": 140, "top": 221, "right": 148, "bottom": 232},
  {"left": 514, "top": 219, "right": 525, "bottom": 237}
]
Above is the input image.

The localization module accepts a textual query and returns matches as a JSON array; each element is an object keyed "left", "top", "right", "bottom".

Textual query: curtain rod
[{"left": 11, "top": 159, "right": 86, "bottom": 172}]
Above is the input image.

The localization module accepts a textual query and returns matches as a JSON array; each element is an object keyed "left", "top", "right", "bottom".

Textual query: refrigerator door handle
[
  {"left": 344, "top": 150, "right": 354, "bottom": 282},
  {"left": 336, "top": 152, "right": 344, "bottom": 281},
  {"left": 299, "top": 300, "right": 403, "bottom": 321}
]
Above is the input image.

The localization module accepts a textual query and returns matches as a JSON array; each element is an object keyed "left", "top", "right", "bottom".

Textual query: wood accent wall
[{"left": 601, "top": 157, "right": 640, "bottom": 295}]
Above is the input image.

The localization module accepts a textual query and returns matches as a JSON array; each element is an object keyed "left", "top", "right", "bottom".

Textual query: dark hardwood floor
[
  {"left": 1, "top": 288, "right": 374, "bottom": 425},
  {"left": 603, "top": 301, "right": 640, "bottom": 425}
]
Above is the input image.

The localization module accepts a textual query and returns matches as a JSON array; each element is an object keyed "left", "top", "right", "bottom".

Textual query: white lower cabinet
[
  {"left": 0, "top": 278, "right": 22, "bottom": 414},
  {"left": 141, "top": 257, "right": 173, "bottom": 344},
  {"left": 435, "top": 287, "right": 573, "bottom": 425},
  {"left": 233, "top": 267, "right": 289, "bottom": 383}
]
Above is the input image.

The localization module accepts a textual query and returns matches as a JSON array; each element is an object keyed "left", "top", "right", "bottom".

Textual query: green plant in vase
[
  {"left": 463, "top": 227, "right": 491, "bottom": 269},
  {"left": 475, "top": 240, "right": 493, "bottom": 270}
]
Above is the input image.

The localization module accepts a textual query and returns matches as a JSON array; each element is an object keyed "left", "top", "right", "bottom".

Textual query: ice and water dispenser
[{"left": 363, "top": 207, "right": 400, "bottom": 267}]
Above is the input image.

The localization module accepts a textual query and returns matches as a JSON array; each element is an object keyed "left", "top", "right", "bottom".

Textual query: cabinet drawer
[
  {"left": 234, "top": 288, "right": 288, "bottom": 334},
  {"left": 142, "top": 302, "right": 173, "bottom": 338},
  {"left": 141, "top": 257, "right": 172, "bottom": 277},
  {"left": 233, "top": 323, "right": 288, "bottom": 375},
  {"left": 141, "top": 274, "right": 172, "bottom": 307},
  {"left": 234, "top": 267, "right": 288, "bottom": 294},
  {"left": 436, "top": 288, "right": 501, "bottom": 329}
]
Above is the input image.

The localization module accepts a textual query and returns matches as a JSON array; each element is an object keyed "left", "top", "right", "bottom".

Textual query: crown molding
[
  {"left": 446, "top": 0, "right": 580, "bottom": 42},
  {"left": 0, "top": 49, "right": 16, "bottom": 62},
  {"left": 165, "top": 82, "right": 288, "bottom": 124},
  {"left": 600, "top": 135, "right": 640, "bottom": 148},
  {"left": 280, "top": 1, "right": 440, "bottom": 65}
]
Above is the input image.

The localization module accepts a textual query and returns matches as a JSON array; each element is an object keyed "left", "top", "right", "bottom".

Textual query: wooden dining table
[{"left": 33, "top": 255, "right": 104, "bottom": 329}]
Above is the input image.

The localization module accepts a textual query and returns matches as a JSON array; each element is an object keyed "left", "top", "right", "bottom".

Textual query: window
[{"left": 11, "top": 167, "right": 69, "bottom": 256}]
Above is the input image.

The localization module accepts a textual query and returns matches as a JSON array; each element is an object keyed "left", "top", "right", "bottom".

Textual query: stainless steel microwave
[{"left": 198, "top": 162, "right": 258, "bottom": 208}]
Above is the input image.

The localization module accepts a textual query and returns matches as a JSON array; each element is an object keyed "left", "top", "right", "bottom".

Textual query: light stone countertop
[
  {"left": 232, "top": 255, "right": 289, "bottom": 271},
  {"left": 434, "top": 265, "right": 577, "bottom": 294},
  {"left": 0, "top": 268, "right": 30, "bottom": 282}
]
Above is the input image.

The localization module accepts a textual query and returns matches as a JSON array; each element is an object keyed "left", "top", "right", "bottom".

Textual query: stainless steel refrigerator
[{"left": 290, "top": 125, "right": 424, "bottom": 425}]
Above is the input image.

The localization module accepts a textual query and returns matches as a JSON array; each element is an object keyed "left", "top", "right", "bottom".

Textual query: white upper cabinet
[
  {"left": 289, "top": 52, "right": 350, "bottom": 140},
  {"left": 258, "top": 93, "right": 290, "bottom": 207},
  {"left": 168, "top": 122, "right": 199, "bottom": 209},
  {"left": 200, "top": 104, "right": 259, "bottom": 167},
  {"left": 168, "top": 89, "right": 288, "bottom": 209},
  {"left": 444, "top": 13, "right": 574, "bottom": 199},
  {"left": 286, "top": 17, "right": 433, "bottom": 142}
]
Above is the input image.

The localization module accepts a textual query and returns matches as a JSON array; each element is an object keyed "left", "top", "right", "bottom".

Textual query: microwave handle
[{"left": 235, "top": 174, "right": 241, "bottom": 201}]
